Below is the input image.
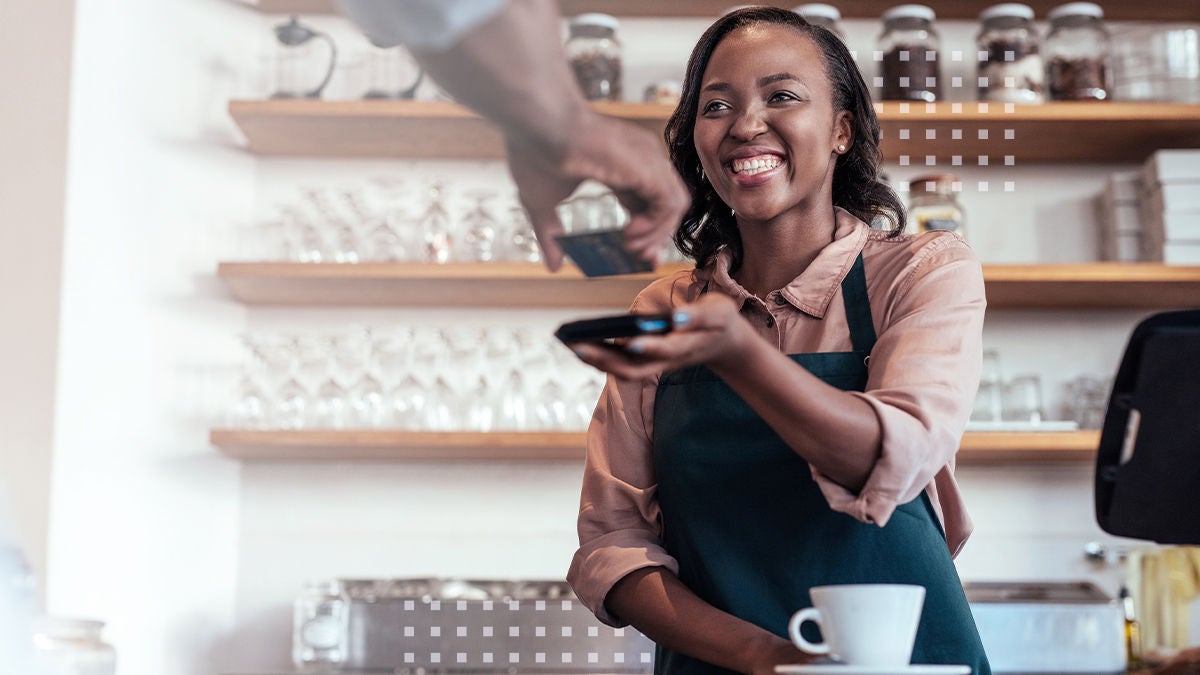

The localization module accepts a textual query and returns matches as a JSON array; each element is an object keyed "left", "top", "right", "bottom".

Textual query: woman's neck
[{"left": 733, "top": 204, "right": 838, "bottom": 299}]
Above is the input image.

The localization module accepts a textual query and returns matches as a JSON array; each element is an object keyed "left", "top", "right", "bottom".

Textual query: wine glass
[
  {"left": 274, "top": 335, "right": 312, "bottom": 429},
  {"left": 348, "top": 327, "right": 387, "bottom": 427},
  {"left": 504, "top": 202, "right": 541, "bottom": 263},
  {"left": 458, "top": 191, "right": 498, "bottom": 262},
  {"left": 418, "top": 181, "right": 453, "bottom": 264},
  {"left": 312, "top": 334, "right": 351, "bottom": 429}
]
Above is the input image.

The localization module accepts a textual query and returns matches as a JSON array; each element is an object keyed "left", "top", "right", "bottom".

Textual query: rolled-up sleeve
[
  {"left": 810, "top": 236, "right": 985, "bottom": 547},
  {"left": 566, "top": 295, "right": 682, "bottom": 626}
]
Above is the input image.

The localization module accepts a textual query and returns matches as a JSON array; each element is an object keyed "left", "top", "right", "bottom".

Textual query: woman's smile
[{"left": 727, "top": 150, "right": 787, "bottom": 185}]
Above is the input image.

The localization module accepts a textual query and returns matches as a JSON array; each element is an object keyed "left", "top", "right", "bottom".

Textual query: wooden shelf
[
  {"left": 218, "top": 261, "right": 1200, "bottom": 309},
  {"left": 983, "top": 263, "right": 1200, "bottom": 309},
  {"left": 252, "top": 0, "right": 1200, "bottom": 21},
  {"left": 211, "top": 429, "right": 1100, "bottom": 463},
  {"left": 211, "top": 429, "right": 586, "bottom": 461},
  {"left": 216, "top": 261, "right": 687, "bottom": 308},
  {"left": 228, "top": 99, "right": 1200, "bottom": 164}
]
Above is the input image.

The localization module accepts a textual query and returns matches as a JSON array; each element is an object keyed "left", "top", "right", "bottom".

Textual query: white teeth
[{"left": 731, "top": 155, "right": 783, "bottom": 175}]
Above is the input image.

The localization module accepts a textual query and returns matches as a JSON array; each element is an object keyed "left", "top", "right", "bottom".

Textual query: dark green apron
[{"left": 651, "top": 254, "right": 991, "bottom": 675}]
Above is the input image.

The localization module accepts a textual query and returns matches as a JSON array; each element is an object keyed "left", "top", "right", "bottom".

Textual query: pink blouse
[{"left": 566, "top": 209, "right": 987, "bottom": 626}]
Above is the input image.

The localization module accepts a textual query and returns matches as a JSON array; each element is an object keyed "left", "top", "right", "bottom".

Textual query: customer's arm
[{"left": 336, "top": 0, "right": 687, "bottom": 271}]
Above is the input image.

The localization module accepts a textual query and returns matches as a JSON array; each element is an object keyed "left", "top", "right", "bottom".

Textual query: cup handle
[{"left": 788, "top": 607, "right": 829, "bottom": 656}]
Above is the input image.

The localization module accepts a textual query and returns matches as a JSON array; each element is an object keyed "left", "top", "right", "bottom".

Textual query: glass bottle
[
  {"left": 878, "top": 4, "right": 941, "bottom": 102},
  {"left": 907, "top": 173, "right": 966, "bottom": 239},
  {"left": 1044, "top": 2, "right": 1110, "bottom": 101},
  {"left": 31, "top": 618, "right": 117, "bottom": 675},
  {"left": 1119, "top": 585, "right": 1142, "bottom": 666},
  {"left": 292, "top": 579, "right": 349, "bottom": 671},
  {"left": 792, "top": 4, "right": 845, "bottom": 40},
  {"left": 976, "top": 3, "right": 1044, "bottom": 103},
  {"left": 565, "top": 14, "right": 623, "bottom": 101}
]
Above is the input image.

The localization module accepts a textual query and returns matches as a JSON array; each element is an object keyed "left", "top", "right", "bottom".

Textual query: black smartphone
[
  {"left": 555, "top": 312, "right": 674, "bottom": 344},
  {"left": 555, "top": 228, "right": 655, "bottom": 277}
]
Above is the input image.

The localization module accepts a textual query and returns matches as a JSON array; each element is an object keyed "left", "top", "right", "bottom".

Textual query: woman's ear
[{"left": 834, "top": 110, "right": 854, "bottom": 153}]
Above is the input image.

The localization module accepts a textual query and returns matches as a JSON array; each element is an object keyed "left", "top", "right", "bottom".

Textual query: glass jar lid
[
  {"left": 793, "top": 3, "right": 842, "bottom": 22},
  {"left": 1047, "top": 2, "right": 1103, "bottom": 21},
  {"left": 979, "top": 3, "right": 1035, "bottom": 22},
  {"left": 569, "top": 13, "right": 620, "bottom": 33},
  {"left": 909, "top": 173, "right": 961, "bottom": 194},
  {"left": 882, "top": 4, "right": 936, "bottom": 23}
]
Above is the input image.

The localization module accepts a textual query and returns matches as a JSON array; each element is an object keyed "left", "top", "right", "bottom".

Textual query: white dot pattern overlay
[
  {"left": 347, "top": 589, "right": 656, "bottom": 671},
  {"left": 874, "top": 58, "right": 1024, "bottom": 178}
]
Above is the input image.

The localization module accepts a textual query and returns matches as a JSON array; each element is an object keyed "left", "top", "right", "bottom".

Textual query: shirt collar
[{"left": 701, "top": 208, "right": 870, "bottom": 319}]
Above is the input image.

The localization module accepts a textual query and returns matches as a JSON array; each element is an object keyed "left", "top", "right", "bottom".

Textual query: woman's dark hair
[{"left": 666, "top": 7, "right": 905, "bottom": 272}]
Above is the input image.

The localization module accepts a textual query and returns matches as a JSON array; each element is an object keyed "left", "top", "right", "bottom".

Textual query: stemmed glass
[
  {"left": 231, "top": 334, "right": 273, "bottom": 429},
  {"left": 504, "top": 202, "right": 541, "bottom": 263},
  {"left": 275, "top": 336, "right": 312, "bottom": 429},
  {"left": 301, "top": 187, "right": 360, "bottom": 264},
  {"left": 311, "top": 334, "right": 351, "bottom": 428},
  {"left": 458, "top": 191, "right": 498, "bottom": 262},
  {"left": 418, "top": 181, "right": 454, "bottom": 264},
  {"left": 348, "top": 327, "right": 387, "bottom": 428},
  {"left": 360, "top": 177, "right": 410, "bottom": 262}
]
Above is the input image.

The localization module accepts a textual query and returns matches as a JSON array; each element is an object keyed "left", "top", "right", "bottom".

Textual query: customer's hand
[
  {"left": 506, "top": 111, "right": 688, "bottom": 272},
  {"left": 567, "top": 294, "right": 750, "bottom": 380}
]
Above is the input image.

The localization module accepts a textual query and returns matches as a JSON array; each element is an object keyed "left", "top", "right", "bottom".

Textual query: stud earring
[
  {"left": 837, "top": 144, "right": 846, "bottom": 153},
  {"left": 700, "top": 168, "right": 707, "bottom": 182}
]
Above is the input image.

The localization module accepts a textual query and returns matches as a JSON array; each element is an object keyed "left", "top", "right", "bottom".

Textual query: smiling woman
[{"left": 565, "top": 8, "right": 990, "bottom": 675}]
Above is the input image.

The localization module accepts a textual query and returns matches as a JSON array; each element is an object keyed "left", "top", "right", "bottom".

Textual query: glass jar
[
  {"left": 31, "top": 618, "right": 116, "bottom": 675},
  {"left": 878, "top": 4, "right": 942, "bottom": 102},
  {"left": 1044, "top": 2, "right": 1109, "bottom": 101},
  {"left": 908, "top": 173, "right": 966, "bottom": 238},
  {"left": 565, "top": 14, "right": 622, "bottom": 101},
  {"left": 976, "top": 3, "right": 1044, "bottom": 103},
  {"left": 792, "top": 4, "right": 845, "bottom": 40},
  {"left": 292, "top": 579, "right": 350, "bottom": 671},
  {"left": 1, "top": 547, "right": 36, "bottom": 669},
  {"left": 362, "top": 39, "right": 423, "bottom": 100}
]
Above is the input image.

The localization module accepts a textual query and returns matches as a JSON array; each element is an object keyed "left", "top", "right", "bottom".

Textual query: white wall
[
  {"left": 0, "top": 0, "right": 75, "bottom": 593},
  {"left": 46, "top": 0, "right": 261, "bottom": 673},
  {"left": 30, "top": 8, "right": 1188, "bottom": 675}
]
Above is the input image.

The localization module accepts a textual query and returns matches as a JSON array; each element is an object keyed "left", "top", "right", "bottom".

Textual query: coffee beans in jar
[
  {"left": 1044, "top": 2, "right": 1110, "bottom": 101},
  {"left": 976, "top": 3, "right": 1044, "bottom": 103},
  {"left": 566, "top": 13, "right": 622, "bottom": 102},
  {"left": 878, "top": 4, "right": 942, "bottom": 102},
  {"left": 908, "top": 174, "right": 966, "bottom": 239}
]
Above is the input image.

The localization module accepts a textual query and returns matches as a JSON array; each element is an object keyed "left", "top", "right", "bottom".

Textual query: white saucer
[{"left": 776, "top": 665, "right": 970, "bottom": 675}]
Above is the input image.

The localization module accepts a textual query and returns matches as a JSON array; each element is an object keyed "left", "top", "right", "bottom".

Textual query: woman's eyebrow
[{"left": 758, "top": 72, "right": 802, "bottom": 87}]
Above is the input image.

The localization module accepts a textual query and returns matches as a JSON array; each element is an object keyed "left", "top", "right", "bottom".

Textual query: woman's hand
[
  {"left": 745, "top": 636, "right": 814, "bottom": 675},
  {"left": 568, "top": 294, "right": 752, "bottom": 380}
]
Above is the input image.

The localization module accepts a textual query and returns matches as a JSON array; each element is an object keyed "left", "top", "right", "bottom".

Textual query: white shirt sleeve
[{"left": 334, "top": 0, "right": 510, "bottom": 52}]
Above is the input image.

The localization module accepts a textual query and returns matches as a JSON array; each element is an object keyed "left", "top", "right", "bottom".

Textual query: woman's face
[{"left": 693, "top": 23, "right": 848, "bottom": 225}]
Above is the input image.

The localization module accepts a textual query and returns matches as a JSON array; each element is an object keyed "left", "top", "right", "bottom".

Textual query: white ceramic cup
[{"left": 788, "top": 584, "right": 926, "bottom": 666}]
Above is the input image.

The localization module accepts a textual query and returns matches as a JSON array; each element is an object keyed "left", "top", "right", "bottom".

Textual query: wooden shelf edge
[
  {"left": 217, "top": 261, "right": 1200, "bottom": 309},
  {"left": 210, "top": 429, "right": 586, "bottom": 461},
  {"left": 228, "top": 98, "right": 1200, "bottom": 162},
  {"left": 230, "top": 98, "right": 1200, "bottom": 122},
  {"left": 252, "top": 0, "right": 1200, "bottom": 21},
  {"left": 211, "top": 429, "right": 1100, "bottom": 463}
]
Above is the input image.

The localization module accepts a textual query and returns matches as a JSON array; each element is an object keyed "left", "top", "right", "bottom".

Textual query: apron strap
[{"left": 842, "top": 252, "right": 877, "bottom": 356}]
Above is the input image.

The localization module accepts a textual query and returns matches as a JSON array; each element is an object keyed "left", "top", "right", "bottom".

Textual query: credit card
[{"left": 555, "top": 228, "right": 654, "bottom": 277}]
